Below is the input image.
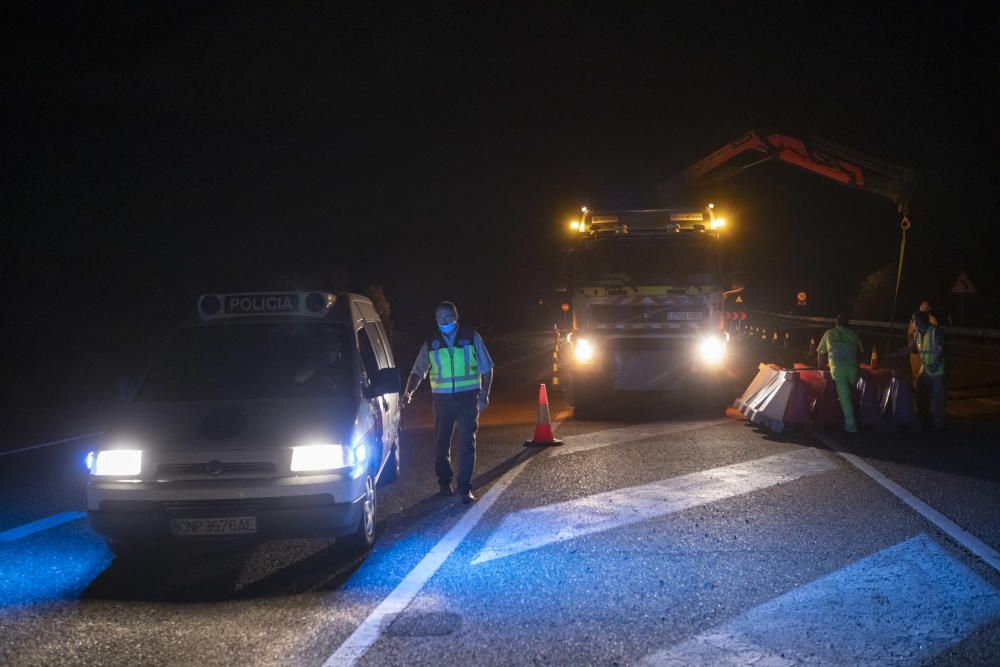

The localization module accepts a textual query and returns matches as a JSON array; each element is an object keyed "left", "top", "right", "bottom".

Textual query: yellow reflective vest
[
  {"left": 428, "top": 326, "right": 481, "bottom": 393},
  {"left": 915, "top": 325, "right": 945, "bottom": 377}
]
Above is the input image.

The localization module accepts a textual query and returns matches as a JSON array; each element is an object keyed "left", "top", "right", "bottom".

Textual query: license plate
[
  {"left": 170, "top": 516, "right": 257, "bottom": 536},
  {"left": 666, "top": 311, "right": 703, "bottom": 320}
]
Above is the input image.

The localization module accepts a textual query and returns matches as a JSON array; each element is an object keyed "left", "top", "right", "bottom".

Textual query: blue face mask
[{"left": 438, "top": 321, "right": 457, "bottom": 334}]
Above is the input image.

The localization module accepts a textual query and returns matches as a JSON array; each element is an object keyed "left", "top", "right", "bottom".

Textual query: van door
[
  {"left": 363, "top": 321, "right": 400, "bottom": 451},
  {"left": 356, "top": 325, "right": 393, "bottom": 475}
]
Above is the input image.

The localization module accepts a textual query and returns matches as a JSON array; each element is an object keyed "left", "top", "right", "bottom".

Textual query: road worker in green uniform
[
  {"left": 893, "top": 310, "right": 946, "bottom": 430},
  {"left": 816, "top": 314, "right": 864, "bottom": 433},
  {"left": 403, "top": 301, "right": 494, "bottom": 504}
]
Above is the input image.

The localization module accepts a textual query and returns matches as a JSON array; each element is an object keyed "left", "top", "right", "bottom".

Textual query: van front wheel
[{"left": 342, "top": 475, "right": 377, "bottom": 553}]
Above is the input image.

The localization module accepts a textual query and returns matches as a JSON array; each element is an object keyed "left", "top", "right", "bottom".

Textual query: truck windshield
[
  {"left": 576, "top": 238, "right": 720, "bottom": 287},
  {"left": 135, "top": 323, "right": 354, "bottom": 402}
]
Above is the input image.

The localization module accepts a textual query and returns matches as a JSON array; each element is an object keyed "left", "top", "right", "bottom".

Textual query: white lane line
[
  {"left": 815, "top": 433, "right": 1000, "bottom": 574},
  {"left": 551, "top": 419, "right": 731, "bottom": 457},
  {"left": 322, "top": 408, "right": 571, "bottom": 667},
  {"left": 640, "top": 534, "right": 1000, "bottom": 666},
  {"left": 472, "top": 448, "right": 837, "bottom": 565},
  {"left": 0, "top": 511, "right": 86, "bottom": 542},
  {"left": 0, "top": 432, "right": 102, "bottom": 457}
]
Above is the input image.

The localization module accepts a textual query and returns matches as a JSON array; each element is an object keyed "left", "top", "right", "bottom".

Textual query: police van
[{"left": 86, "top": 291, "right": 401, "bottom": 556}]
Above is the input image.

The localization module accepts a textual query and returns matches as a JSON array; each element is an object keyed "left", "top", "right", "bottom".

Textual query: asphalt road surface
[{"left": 2, "top": 332, "right": 999, "bottom": 666}]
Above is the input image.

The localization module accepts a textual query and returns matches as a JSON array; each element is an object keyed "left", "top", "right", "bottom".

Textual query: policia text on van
[{"left": 85, "top": 292, "right": 402, "bottom": 557}]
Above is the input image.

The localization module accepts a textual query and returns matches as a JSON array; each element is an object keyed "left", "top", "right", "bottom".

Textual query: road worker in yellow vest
[
  {"left": 906, "top": 301, "right": 938, "bottom": 389},
  {"left": 894, "top": 310, "right": 947, "bottom": 430},
  {"left": 817, "top": 313, "right": 864, "bottom": 433},
  {"left": 403, "top": 301, "right": 494, "bottom": 504}
]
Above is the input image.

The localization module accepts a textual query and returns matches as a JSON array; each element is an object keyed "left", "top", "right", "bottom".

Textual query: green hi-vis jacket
[
  {"left": 915, "top": 325, "right": 945, "bottom": 376},
  {"left": 428, "top": 325, "right": 481, "bottom": 393},
  {"left": 817, "top": 326, "right": 863, "bottom": 375}
]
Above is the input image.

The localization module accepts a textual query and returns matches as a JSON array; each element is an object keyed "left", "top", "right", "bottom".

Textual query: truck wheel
[
  {"left": 572, "top": 389, "right": 602, "bottom": 420},
  {"left": 342, "top": 474, "right": 377, "bottom": 553}
]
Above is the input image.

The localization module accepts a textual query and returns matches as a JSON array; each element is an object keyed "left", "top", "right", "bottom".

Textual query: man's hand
[
  {"left": 477, "top": 394, "right": 489, "bottom": 412},
  {"left": 403, "top": 390, "right": 414, "bottom": 406}
]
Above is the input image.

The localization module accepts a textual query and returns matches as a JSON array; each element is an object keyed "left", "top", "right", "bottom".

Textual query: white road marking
[
  {"left": 551, "top": 419, "right": 731, "bottom": 457},
  {"left": 640, "top": 534, "right": 1000, "bottom": 666},
  {"left": 0, "top": 432, "right": 102, "bottom": 457},
  {"left": 815, "top": 433, "right": 1000, "bottom": 574},
  {"left": 322, "top": 408, "right": 571, "bottom": 667},
  {"left": 472, "top": 448, "right": 837, "bottom": 564},
  {"left": 0, "top": 511, "right": 86, "bottom": 542}
]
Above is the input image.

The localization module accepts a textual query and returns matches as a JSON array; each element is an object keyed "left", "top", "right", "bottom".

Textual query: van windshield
[{"left": 136, "top": 323, "right": 354, "bottom": 402}]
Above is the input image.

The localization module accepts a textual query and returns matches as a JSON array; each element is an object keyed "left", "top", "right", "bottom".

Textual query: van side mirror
[{"left": 370, "top": 367, "right": 401, "bottom": 397}]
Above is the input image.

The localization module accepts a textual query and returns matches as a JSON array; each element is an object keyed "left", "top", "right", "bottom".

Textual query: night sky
[{"left": 4, "top": 2, "right": 998, "bottom": 404}]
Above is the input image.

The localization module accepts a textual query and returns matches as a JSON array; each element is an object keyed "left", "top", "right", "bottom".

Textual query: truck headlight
[
  {"left": 574, "top": 338, "right": 595, "bottom": 363},
  {"left": 291, "top": 443, "right": 354, "bottom": 472},
  {"left": 697, "top": 335, "right": 726, "bottom": 365},
  {"left": 89, "top": 449, "right": 143, "bottom": 476}
]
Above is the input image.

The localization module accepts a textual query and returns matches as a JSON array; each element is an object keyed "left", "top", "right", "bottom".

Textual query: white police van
[{"left": 86, "top": 291, "right": 401, "bottom": 556}]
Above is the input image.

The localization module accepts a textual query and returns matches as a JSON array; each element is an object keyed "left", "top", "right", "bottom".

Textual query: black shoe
[
  {"left": 438, "top": 482, "right": 454, "bottom": 497},
  {"left": 459, "top": 489, "right": 476, "bottom": 504}
]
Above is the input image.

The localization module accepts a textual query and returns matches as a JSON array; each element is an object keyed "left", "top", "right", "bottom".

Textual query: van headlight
[
  {"left": 574, "top": 338, "right": 595, "bottom": 363},
  {"left": 88, "top": 449, "right": 143, "bottom": 476},
  {"left": 697, "top": 335, "right": 726, "bottom": 365},
  {"left": 290, "top": 443, "right": 354, "bottom": 472}
]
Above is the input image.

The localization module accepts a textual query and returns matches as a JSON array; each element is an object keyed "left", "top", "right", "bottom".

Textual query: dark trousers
[
  {"left": 433, "top": 391, "right": 479, "bottom": 492},
  {"left": 916, "top": 374, "right": 947, "bottom": 429}
]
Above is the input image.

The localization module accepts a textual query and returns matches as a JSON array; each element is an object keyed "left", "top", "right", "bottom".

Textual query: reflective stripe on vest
[
  {"left": 428, "top": 326, "right": 481, "bottom": 393},
  {"left": 917, "top": 327, "right": 945, "bottom": 376}
]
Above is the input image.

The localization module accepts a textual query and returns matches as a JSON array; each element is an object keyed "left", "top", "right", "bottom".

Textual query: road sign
[
  {"left": 735, "top": 295, "right": 744, "bottom": 304},
  {"left": 561, "top": 303, "right": 570, "bottom": 312},
  {"left": 950, "top": 272, "right": 976, "bottom": 295},
  {"left": 796, "top": 291, "right": 807, "bottom": 306},
  {"left": 725, "top": 312, "right": 747, "bottom": 321}
]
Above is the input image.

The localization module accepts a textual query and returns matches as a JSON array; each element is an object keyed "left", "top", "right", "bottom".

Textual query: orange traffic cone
[
  {"left": 870, "top": 348, "right": 879, "bottom": 369},
  {"left": 524, "top": 383, "right": 563, "bottom": 447}
]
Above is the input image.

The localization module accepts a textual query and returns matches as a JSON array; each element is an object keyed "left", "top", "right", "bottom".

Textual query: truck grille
[{"left": 590, "top": 305, "right": 706, "bottom": 324}]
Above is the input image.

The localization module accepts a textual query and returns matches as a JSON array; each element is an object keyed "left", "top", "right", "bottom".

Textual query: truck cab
[{"left": 566, "top": 207, "right": 730, "bottom": 415}]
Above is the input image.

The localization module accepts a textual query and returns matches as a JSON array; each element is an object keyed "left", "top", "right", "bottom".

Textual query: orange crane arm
[{"left": 677, "top": 129, "right": 914, "bottom": 214}]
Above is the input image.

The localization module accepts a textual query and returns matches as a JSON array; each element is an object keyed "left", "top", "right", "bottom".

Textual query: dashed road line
[
  {"left": 0, "top": 432, "right": 102, "bottom": 457},
  {"left": 815, "top": 432, "right": 1000, "bottom": 574},
  {"left": 471, "top": 448, "right": 837, "bottom": 564},
  {"left": 640, "top": 534, "right": 1000, "bottom": 666},
  {"left": 0, "top": 512, "right": 86, "bottom": 542}
]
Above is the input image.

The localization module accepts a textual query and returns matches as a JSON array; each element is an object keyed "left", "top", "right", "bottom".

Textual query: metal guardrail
[{"left": 757, "top": 312, "right": 1000, "bottom": 341}]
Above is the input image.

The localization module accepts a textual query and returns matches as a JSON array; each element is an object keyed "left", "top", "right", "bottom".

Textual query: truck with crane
[{"left": 565, "top": 129, "right": 914, "bottom": 417}]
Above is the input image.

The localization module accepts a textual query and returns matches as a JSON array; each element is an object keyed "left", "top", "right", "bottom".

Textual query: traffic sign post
[{"left": 950, "top": 272, "right": 976, "bottom": 325}]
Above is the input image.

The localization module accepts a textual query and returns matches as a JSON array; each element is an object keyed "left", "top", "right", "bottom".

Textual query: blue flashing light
[{"left": 85, "top": 451, "right": 96, "bottom": 473}]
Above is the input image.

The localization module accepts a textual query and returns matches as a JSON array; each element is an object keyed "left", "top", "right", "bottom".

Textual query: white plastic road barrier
[
  {"left": 732, "top": 363, "right": 780, "bottom": 414},
  {"left": 744, "top": 370, "right": 807, "bottom": 434}
]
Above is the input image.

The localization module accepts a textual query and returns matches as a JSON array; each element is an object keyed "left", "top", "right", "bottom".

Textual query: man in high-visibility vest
[
  {"left": 403, "top": 301, "right": 494, "bottom": 504},
  {"left": 816, "top": 313, "right": 864, "bottom": 433},
  {"left": 906, "top": 301, "right": 938, "bottom": 389},
  {"left": 894, "top": 310, "right": 946, "bottom": 430}
]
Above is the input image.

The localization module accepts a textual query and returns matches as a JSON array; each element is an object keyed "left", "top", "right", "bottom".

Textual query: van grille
[{"left": 156, "top": 461, "right": 277, "bottom": 477}]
